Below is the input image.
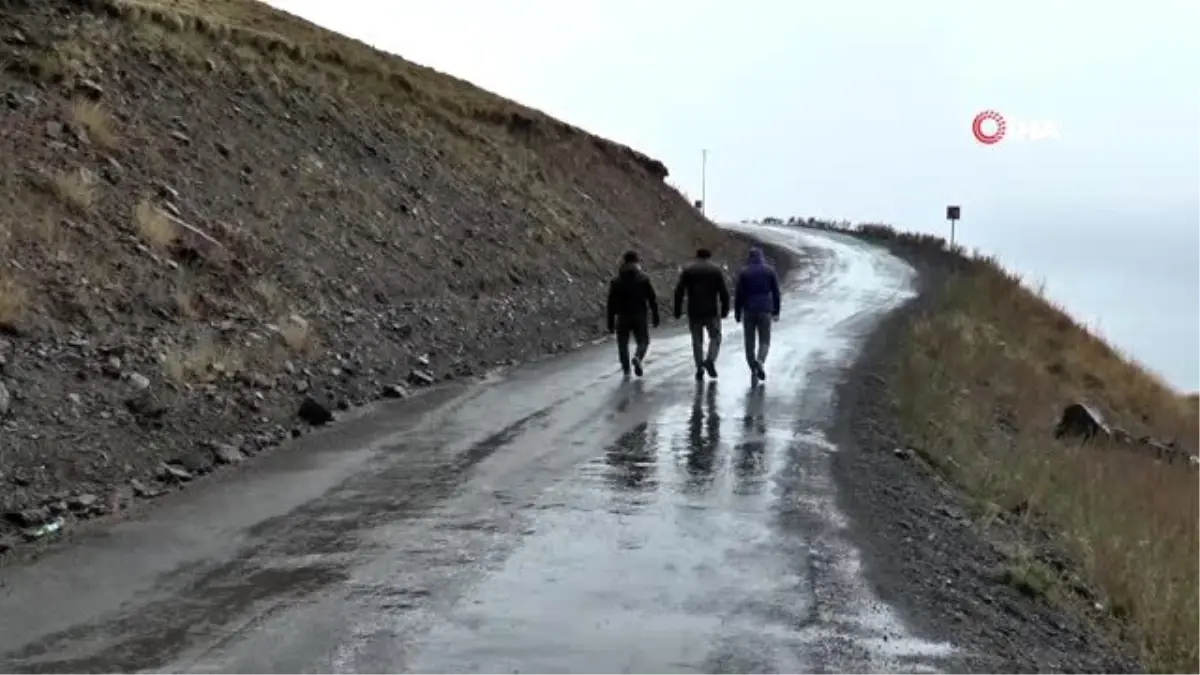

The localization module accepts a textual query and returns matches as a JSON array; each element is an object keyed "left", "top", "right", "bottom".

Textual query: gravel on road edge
[{"left": 826, "top": 242, "right": 1140, "bottom": 673}]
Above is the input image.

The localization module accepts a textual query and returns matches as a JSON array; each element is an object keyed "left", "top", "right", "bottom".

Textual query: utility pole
[{"left": 701, "top": 148, "right": 708, "bottom": 217}]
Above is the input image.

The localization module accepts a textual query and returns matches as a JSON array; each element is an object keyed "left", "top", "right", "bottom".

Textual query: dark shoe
[
  {"left": 703, "top": 359, "right": 718, "bottom": 379},
  {"left": 695, "top": 366, "right": 705, "bottom": 381},
  {"left": 632, "top": 357, "right": 644, "bottom": 377},
  {"left": 755, "top": 362, "right": 767, "bottom": 381}
]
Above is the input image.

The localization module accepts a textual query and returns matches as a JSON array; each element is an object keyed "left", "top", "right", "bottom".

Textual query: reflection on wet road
[
  {"left": 405, "top": 384, "right": 812, "bottom": 674},
  {"left": 0, "top": 226, "right": 955, "bottom": 673}
]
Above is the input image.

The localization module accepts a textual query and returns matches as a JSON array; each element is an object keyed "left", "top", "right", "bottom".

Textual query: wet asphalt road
[{"left": 0, "top": 225, "right": 953, "bottom": 673}]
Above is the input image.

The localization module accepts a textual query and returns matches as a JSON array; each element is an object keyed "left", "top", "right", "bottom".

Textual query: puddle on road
[{"left": 404, "top": 376, "right": 958, "bottom": 674}]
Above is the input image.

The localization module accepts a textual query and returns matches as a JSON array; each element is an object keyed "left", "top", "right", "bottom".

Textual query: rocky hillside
[{"left": 0, "top": 0, "right": 751, "bottom": 550}]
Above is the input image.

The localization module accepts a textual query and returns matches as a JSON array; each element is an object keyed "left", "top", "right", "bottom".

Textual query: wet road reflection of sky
[{"left": 407, "top": 378, "right": 811, "bottom": 674}]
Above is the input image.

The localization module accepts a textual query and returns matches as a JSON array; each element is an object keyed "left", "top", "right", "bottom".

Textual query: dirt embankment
[
  {"left": 0, "top": 0, "right": 753, "bottom": 552},
  {"left": 820, "top": 221, "right": 1197, "bottom": 673}
]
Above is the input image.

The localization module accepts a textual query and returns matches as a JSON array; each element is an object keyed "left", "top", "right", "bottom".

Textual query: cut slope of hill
[
  {"left": 806, "top": 220, "right": 1198, "bottom": 673},
  {"left": 0, "top": 0, "right": 752, "bottom": 552}
]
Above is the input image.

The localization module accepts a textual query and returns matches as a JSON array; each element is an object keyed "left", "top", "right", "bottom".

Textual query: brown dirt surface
[{"left": 0, "top": 0, "right": 754, "bottom": 553}]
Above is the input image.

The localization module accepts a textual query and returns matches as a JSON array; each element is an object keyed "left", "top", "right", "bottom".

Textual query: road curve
[{"left": 0, "top": 225, "right": 949, "bottom": 673}]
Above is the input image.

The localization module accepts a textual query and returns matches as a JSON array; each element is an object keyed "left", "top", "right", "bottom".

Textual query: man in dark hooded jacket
[
  {"left": 673, "top": 248, "right": 730, "bottom": 380},
  {"left": 734, "top": 246, "right": 781, "bottom": 383},
  {"left": 606, "top": 250, "right": 660, "bottom": 377}
]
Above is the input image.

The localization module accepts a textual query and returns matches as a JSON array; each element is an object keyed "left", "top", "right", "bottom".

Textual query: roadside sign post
[{"left": 945, "top": 205, "right": 961, "bottom": 248}]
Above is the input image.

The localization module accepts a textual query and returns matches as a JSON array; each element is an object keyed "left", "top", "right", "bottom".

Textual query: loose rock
[
  {"left": 408, "top": 369, "right": 436, "bottom": 387},
  {"left": 125, "top": 390, "right": 168, "bottom": 419},
  {"left": 1053, "top": 402, "right": 1110, "bottom": 442},
  {"left": 130, "top": 479, "right": 162, "bottom": 499},
  {"left": 23, "top": 517, "right": 64, "bottom": 541},
  {"left": 297, "top": 395, "right": 334, "bottom": 426},
  {"left": 172, "top": 451, "right": 212, "bottom": 475},
  {"left": 159, "top": 463, "right": 192, "bottom": 482},
  {"left": 102, "top": 357, "right": 123, "bottom": 378},
  {"left": 381, "top": 384, "right": 408, "bottom": 399},
  {"left": 68, "top": 493, "right": 98, "bottom": 511},
  {"left": 211, "top": 443, "right": 244, "bottom": 465},
  {"left": 5, "top": 508, "right": 50, "bottom": 528},
  {"left": 76, "top": 79, "right": 105, "bottom": 99}
]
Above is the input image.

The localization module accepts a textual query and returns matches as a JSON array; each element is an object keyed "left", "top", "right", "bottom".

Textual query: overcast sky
[{"left": 267, "top": 0, "right": 1199, "bottom": 391}]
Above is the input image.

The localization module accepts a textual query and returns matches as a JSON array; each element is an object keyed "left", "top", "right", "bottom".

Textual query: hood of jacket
[{"left": 746, "top": 247, "right": 765, "bottom": 265}]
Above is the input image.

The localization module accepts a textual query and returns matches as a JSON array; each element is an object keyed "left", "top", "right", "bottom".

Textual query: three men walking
[
  {"left": 607, "top": 245, "right": 781, "bottom": 384},
  {"left": 673, "top": 248, "right": 730, "bottom": 381}
]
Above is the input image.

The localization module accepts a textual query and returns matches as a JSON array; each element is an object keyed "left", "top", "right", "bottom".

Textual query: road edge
[{"left": 824, "top": 236, "right": 1141, "bottom": 672}]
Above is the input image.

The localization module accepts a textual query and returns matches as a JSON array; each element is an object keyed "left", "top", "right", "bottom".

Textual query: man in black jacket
[
  {"left": 673, "top": 248, "right": 731, "bottom": 380},
  {"left": 606, "top": 250, "right": 660, "bottom": 377}
]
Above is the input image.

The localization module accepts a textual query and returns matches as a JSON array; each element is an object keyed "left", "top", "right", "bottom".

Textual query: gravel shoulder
[{"left": 827, "top": 239, "right": 1140, "bottom": 672}]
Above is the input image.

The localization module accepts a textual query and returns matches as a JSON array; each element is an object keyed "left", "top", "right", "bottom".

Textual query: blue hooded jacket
[{"left": 734, "top": 247, "right": 781, "bottom": 318}]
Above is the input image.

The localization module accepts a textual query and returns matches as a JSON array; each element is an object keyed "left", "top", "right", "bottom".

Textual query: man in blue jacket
[{"left": 733, "top": 246, "right": 781, "bottom": 383}]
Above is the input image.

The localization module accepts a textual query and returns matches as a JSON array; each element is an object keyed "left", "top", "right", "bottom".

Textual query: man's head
[
  {"left": 696, "top": 248, "right": 712, "bottom": 260},
  {"left": 622, "top": 250, "right": 640, "bottom": 266},
  {"left": 747, "top": 247, "right": 764, "bottom": 265}
]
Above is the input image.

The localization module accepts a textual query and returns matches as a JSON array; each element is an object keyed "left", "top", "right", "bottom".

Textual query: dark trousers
[
  {"left": 688, "top": 316, "right": 722, "bottom": 368},
  {"left": 615, "top": 315, "right": 650, "bottom": 371},
  {"left": 743, "top": 312, "right": 772, "bottom": 367}
]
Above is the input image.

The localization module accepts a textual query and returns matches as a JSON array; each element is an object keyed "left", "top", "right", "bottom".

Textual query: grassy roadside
[{"left": 803, "top": 221, "right": 1197, "bottom": 673}]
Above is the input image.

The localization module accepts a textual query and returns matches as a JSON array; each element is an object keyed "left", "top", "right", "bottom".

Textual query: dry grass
[
  {"left": 30, "top": 213, "right": 63, "bottom": 248},
  {"left": 0, "top": 276, "right": 29, "bottom": 329},
  {"left": 994, "top": 549, "right": 1057, "bottom": 600},
  {"left": 163, "top": 332, "right": 244, "bottom": 383},
  {"left": 85, "top": 0, "right": 668, "bottom": 179},
  {"left": 160, "top": 310, "right": 317, "bottom": 381},
  {"left": 1, "top": 205, "right": 62, "bottom": 251},
  {"left": 69, "top": 100, "right": 119, "bottom": 149},
  {"left": 251, "top": 278, "right": 284, "bottom": 313},
  {"left": 49, "top": 168, "right": 97, "bottom": 215},
  {"left": 20, "top": 46, "right": 80, "bottom": 83},
  {"left": 173, "top": 290, "right": 198, "bottom": 319},
  {"left": 846, "top": 224, "right": 1199, "bottom": 673},
  {"left": 276, "top": 313, "right": 316, "bottom": 356},
  {"left": 132, "top": 200, "right": 177, "bottom": 249},
  {"left": 107, "top": 0, "right": 522, "bottom": 118},
  {"left": 172, "top": 273, "right": 199, "bottom": 319}
]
